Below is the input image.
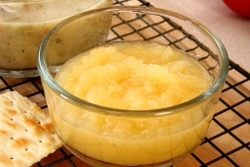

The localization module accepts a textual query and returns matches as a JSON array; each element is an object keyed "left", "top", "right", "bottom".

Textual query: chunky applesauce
[
  {"left": 47, "top": 41, "right": 212, "bottom": 166},
  {"left": 55, "top": 41, "right": 211, "bottom": 109}
]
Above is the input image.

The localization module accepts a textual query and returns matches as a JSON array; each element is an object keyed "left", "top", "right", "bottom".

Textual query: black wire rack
[{"left": 0, "top": 0, "right": 249, "bottom": 167}]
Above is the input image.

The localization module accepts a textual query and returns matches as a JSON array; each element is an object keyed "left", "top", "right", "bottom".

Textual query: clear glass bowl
[
  {"left": 37, "top": 6, "right": 229, "bottom": 167},
  {"left": 0, "top": 0, "right": 112, "bottom": 77}
]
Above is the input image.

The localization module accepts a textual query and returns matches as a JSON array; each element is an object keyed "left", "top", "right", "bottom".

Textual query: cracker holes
[
  {"left": 10, "top": 118, "right": 14, "bottom": 122},
  {"left": 9, "top": 157, "right": 14, "bottom": 160},
  {"left": 25, "top": 148, "right": 28, "bottom": 151},
  {"left": 37, "top": 121, "right": 41, "bottom": 125},
  {"left": 39, "top": 140, "right": 42, "bottom": 143},
  {"left": 9, "top": 100, "right": 14, "bottom": 107},
  {"left": 10, "top": 137, "right": 14, "bottom": 140},
  {"left": 24, "top": 129, "right": 28, "bottom": 132}
]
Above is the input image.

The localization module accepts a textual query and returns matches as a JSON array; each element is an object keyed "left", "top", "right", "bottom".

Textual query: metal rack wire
[{"left": 0, "top": 0, "right": 249, "bottom": 166}]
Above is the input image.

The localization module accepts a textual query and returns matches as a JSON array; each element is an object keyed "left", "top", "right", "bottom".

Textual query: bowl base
[
  {"left": 63, "top": 143, "right": 192, "bottom": 167},
  {"left": 0, "top": 68, "right": 39, "bottom": 78}
]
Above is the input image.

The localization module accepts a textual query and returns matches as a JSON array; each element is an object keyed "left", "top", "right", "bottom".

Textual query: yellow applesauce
[{"left": 47, "top": 41, "right": 213, "bottom": 166}]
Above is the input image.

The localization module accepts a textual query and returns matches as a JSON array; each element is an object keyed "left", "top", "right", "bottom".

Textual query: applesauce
[
  {"left": 0, "top": 0, "right": 112, "bottom": 71},
  {"left": 45, "top": 41, "right": 213, "bottom": 166}
]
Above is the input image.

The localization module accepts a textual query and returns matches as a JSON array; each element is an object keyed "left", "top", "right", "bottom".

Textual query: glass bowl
[
  {"left": 37, "top": 6, "right": 229, "bottom": 167},
  {"left": 0, "top": 0, "right": 112, "bottom": 77}
]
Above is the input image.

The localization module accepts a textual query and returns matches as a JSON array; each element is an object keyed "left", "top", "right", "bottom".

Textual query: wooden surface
[{"left": 149, "top": 0, "right": 250, "bottom": 73}]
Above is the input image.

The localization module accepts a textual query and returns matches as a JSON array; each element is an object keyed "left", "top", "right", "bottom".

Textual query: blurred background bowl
[
  {"left": 0, "top": 0, "right": 112, "bottom": 77},
  {"left": 223, "top": 0, "right": 250, "bottom": 18}
]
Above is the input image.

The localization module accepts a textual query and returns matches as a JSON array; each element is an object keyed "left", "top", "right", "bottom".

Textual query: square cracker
[{"left": 0, "top": 91, "right": 62, "bottom": 167}]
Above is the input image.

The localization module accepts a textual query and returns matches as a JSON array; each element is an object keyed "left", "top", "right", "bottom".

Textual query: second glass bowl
[{"left": 0, "top": 0, "right": 112, "bottom": 77}]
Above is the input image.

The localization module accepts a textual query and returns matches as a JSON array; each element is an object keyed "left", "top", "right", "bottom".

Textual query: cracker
[{"left": 0, "top": 91, "right": 62, "bottom": 167}]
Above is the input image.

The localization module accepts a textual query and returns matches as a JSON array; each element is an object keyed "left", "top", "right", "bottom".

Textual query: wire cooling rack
[{"left": 0, "top": 0, "right": 249, "bottom": 167}]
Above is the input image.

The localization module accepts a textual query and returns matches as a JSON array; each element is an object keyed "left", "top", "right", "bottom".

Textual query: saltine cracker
[{"left": 0, "top": 91, "right": 62, "bottom": 167}]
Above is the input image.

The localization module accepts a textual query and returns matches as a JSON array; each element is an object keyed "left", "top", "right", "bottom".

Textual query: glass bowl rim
[{"left": 37, "top": 6, "right": 229, "bottom": 117}]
